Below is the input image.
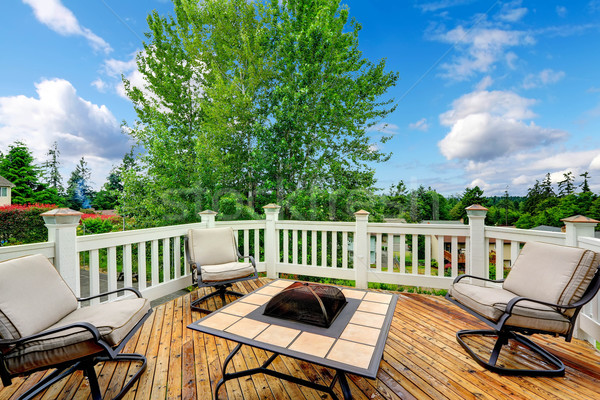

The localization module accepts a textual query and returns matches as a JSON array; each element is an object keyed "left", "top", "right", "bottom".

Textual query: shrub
[
  {"left": 78, "top": 214, "right": 122, "bottom": 235},
  {"left": 0, "top": 204, "right": 58, "bottom": 245}
]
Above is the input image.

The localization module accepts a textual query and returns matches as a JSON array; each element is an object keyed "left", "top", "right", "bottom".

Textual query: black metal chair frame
[
  {"left": 0, "top": 288, "right": 152, "bottom": 400},
  {"left": 446, "top": 265, "right": 600, "bottom": 376},
  {"left": 184, "top": 235, "right": 257, "bottom": 314}
]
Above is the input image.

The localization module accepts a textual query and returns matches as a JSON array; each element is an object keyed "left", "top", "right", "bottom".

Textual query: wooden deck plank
[{"left": 2, "top": 280, "right": 600, "bottom": 400}]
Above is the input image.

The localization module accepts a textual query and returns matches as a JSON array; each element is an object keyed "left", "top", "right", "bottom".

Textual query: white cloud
[
  {"left": 368, "top": 122, "right": 400, "bottom": 135},
  {"left": 91, "top": 78, "right": 107, "bottom": 92},
  {"left": 417, "top": 0, "right": 476, "bottom": 12},
  {"left": 587, "top": 153, "right": 600, "bottom": 170},
  {"left": 522, "top": 69, "right": 565, "bottom": 89},
  {"left": 475, "top": 75, "right": 493, "bottom": 91},
  {"left": 22, "top": 0, "right": 111, "bottom": 54},
  {"left": 0, "top": 78, "right": 132, "bottom": 189},
  {"left": 408, "top": 118, "right": 429, "bottom": 131},
  {"left": 497, "top": 1, "right": 528, "bottom": 22},
  {"left": 438, "top": 89, "right": 568, "bottom": 161},
  {"left": 434, "top": 25, "right": 535, "bottom": 80},
  {"left": 556, "top": 6, "right": 568, "bottom": 17}
]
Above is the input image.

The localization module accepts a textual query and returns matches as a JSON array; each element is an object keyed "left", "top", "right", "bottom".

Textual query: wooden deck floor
[{"left": 2, "top": 278, "right": 600, "bottom": 400}]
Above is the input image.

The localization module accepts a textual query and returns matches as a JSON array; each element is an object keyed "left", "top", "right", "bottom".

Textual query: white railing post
[
  {"left": 199, "top": 210, "right": 217, "bottom": 228},
  {"left": 354, "top": 210, "right": 370, "bottom": 289},
  {"left": 561, "top": 215, "right": 600, "bottom": 343},
  {"left": 561, "top": 215, "right": 599, "bottom": 246},
  {"left": 466, "top": 205, "right": 488, "bottom": 282},
  {"left": 263, "top": 204, "right": 281, "bottom": 279},
  {"left": 41, "top": 208, "right": 82, "bottom": 296}
]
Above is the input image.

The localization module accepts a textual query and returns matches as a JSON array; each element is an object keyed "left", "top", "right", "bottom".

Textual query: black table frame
[{"left": 188, "top": 281, "right": 397, "bottom": 400}]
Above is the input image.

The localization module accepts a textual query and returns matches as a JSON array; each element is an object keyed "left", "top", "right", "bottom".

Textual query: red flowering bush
[
  {"left": 78, "top": 213, "right": 122, "bottom": 235},
  {"left": 0, "top": 204, "right": 58, "bottom": 245}
]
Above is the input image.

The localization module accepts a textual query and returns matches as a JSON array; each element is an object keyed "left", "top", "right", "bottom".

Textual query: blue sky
[{"left": 1, "top": 0, "right": 600, "bottom": 196}]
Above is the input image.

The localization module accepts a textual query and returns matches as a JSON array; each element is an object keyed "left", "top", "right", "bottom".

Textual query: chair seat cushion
[
  {"left": 449, "top": 282, "right": 571, "bottom": 334},
  {"left": 200, "top": 262, "right": 255, "bottom": 282},
  {"left": 4, "top": 297, "right": 150, "bottom": 375}
]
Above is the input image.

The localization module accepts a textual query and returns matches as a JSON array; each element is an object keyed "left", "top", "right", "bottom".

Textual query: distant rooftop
[{"left": 0, "top": 175, "right": 15, "bottom": 187}]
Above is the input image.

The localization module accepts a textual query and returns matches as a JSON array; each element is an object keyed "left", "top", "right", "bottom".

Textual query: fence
[{"left": 0, "top": 205, "right": 599, "bottom": 345}]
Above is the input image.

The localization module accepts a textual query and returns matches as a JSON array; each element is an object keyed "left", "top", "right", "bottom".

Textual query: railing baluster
[
  {"left": 138, "top": 242, "right": 146, "bottom": 291},
  {"left": 437, "top": 236, "right": 445, "bottom": 277},
  {"left": 400, "top": 234, "right": 406, "bottom": 274},
  {"left": 342, "top": 231, "right": 348, "bottom": 269},
  {"left": 387, "top": 234, "right": 394, "bottom": 273},
  {"left": 496, "top": 239, "right": 504, "bottom": 280},
  {"left": 124, "top": 244, "right": 133, "bottom": 287},
  {"left": 425, "top": 235, "right": 431, "bottom": 276},
  {"left": 163, "top": 238, "right": 171, "bottom": 282},
  {"left": 332, "top": 231, "right": 338, "bottom": 268},
  {"left": 412, "top": 234, "right": 419, "bottom": 275},
  {"left": 90, "top": 249, "right": 100, "bottom": 305},
  {"left": 485, "top": 238, "right": 490, "bottom": 279},
  {"left": 375, "top": 233, "right": 382, "bottom": 272},
  {"left": 174, "top": 236, "right": 181, "bottom": 279},
  {"left": 465, "top": 239, "right": 471, "bottom": 275},
  {"left": 254, "top": 229, "right": 260, "bottom": 262},
  {"left": 151, "top": 240, "right": 159, "bottom": 286},
  {"left": 321, "top": 231, "right": 328, "bottom": 267},
  {"left": 302, "top": 230, "right": 308, "bottom": 266},
  {"left": 451, "top": 236, "right": 458, "bottom": 277},
  {"left": 244, "top": 230, "right": 250, "bottom": 258},
  {"left": 283, "top": 229, "right": 289, "bottom": 263},
  {"left": 107, "top": 246, "right": 117, "bottom": 300},
  {"left": 292, "top": 230, "right": 298, "bottom": 264},
  {"left": 311, "top": 231, "right": 317, "bottom": 267}
]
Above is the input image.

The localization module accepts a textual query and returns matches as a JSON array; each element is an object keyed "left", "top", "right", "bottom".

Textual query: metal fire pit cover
[{"left": 263, "top": 282, "right": 347, "bottom": 328}]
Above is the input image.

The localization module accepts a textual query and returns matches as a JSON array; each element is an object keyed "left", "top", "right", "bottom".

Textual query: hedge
[{"left": 0, "top": 204, "right": 58, "bottom": 245}]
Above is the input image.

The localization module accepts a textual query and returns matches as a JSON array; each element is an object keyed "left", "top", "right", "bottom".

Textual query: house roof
[
  {"left": 0, "top": 175, "right": 15, "bottom": 187},
  {"left": 531, "top": 225, "right": 562, "bottom": 232}
]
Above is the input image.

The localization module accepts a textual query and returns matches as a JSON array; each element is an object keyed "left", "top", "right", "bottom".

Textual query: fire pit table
[{"left": 188, "top": 279, "right": 397, "bottom": 400}]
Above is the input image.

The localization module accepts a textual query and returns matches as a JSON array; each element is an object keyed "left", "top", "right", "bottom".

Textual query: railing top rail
[
  {"left": 577, "top": 236, "right": 600, "bottom": 251},
  {"left": 367, "top": 222, "right": 469, "bottom": 235},
  {"left": 0, "top": 242, "right": 55, "bottom": 261},
  {"left": 77, "top": 221, "right": 208, "bottom": 251},
  {"left": 215, "top": 220, "right": 266, "bottom": 228},
  {"left": 484, "top": 226, "right": 565, "bottom": 244},
  {"left": 276, "top": 220, "right": 355, "bottom": 231}
]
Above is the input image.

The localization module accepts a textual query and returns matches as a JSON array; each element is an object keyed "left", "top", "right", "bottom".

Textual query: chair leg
[
  {"left": 16, "top": 364, "right": 79, "bottom": 400},
  {"left": 456, "top": 329, "right": 565, "bottom": 376},
  {"left": 83, "top": 361, "right": 102, "bottom": 400},
  {"left": 191, "top": 284, "right": 245, "bottom": 314}
]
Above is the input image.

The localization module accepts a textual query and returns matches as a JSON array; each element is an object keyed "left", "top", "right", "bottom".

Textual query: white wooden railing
[{"left": 1, "top": 204, "right": 599, "bottom": 345}]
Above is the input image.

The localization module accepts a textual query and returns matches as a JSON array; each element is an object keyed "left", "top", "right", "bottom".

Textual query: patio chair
[
  {"left": 446, "top": 241, "right": 600, "bottom": 376},
  {"left": 0, "top": 254, "right": 152, "bottom": 400},
  {"left": 185, "top": 227, "right": 257, "bottom": 313}
]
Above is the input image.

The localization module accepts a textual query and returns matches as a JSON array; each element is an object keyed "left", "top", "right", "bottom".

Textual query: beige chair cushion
[
  {"left": 4, "top": 297, "right": 150, "bottom": 375},
  {"left": 188, "top": 227, "right": 238, "bottom": 266},
  {"left": 0, "top": 255, "right": 78, "bottom": 340},
  {"left": 449, "top": 282, "right": 571, "bottom": 334},
  {"left": 503, "top": 242, "right": 599, "bottom": 310},
  {"left": 201, "top": 262, "right": 256, "bottom": 282}
]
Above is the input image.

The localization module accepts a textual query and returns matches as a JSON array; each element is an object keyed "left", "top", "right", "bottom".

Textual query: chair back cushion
[
  {"left": 503, "top": 242, "right": 600, "bottom": 307},
  {"left": 0, "top": 255, "right": 78, "bottom": 340},
  {"left": 187, "top": 227, "right": 239, "bottom": 266}
]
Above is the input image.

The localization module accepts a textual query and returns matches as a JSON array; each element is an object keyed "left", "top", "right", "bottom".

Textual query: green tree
[
  {"left": 0, "top": 142, "right": 40, "bottom": 204},
  {"left": 42, "top": 141, "right": 63, "bottom": 194},
  {"left": 580, "top": 172, "right": 591, "bottom": 193},
  {"left": 557, "top": 171, "right": 575, "bottom": 197},
  {"left": 258, "top": 0, "right": 398, "bottom": 201},
  {"left": 93, "top": 150, "right": 136, "bottom": 210},
  {"left": 66, "top": 157, "right": 94, "bottom": 210}
]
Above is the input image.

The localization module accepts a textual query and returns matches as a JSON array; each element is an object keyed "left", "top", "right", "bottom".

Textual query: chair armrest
[
  {"left": 505, "top": 295, "right": 586, "bottom": 315},
  {"left": 78, "top": 287, "right": 143, "bottom": 302},
  {"left": 452, "top": 274, "right": 505, "bottom": 285},
  {"left": 239, "top": 254, "right": 257, "bottom": 269},
  {"left": 0, "top": 322, "right": 105, "bottom": 348}
]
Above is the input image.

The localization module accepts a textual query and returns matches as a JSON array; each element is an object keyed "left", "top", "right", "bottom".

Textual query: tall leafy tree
[
  {"left": 557, "top": 171, "right": 575, "bottom": 197},
  {"left": 258, "top": 0, "right": 398, "bottom": 201},
  {"left": 580, "top": 172, "right": 591, "bottom": 193}
]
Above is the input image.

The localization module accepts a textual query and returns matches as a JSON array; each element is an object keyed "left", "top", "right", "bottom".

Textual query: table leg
[{"left": 215, "top": 343, "right": 354, "bottom": 400}]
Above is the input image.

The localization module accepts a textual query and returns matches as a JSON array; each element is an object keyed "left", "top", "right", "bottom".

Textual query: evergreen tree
[
  {"left": 557, "top": 171, "right": 575, "bottom": 197},
  {"left": 580, "top": 172, "right": 591, "bottom": 193},
  {"left": 66, "top": 157, "right": 94, "bottom": 210},
  {"left": 0, "top": 142, "right": 40, "bottom": 204},
  {"left": 540, "top": 173, "right": 555, "bottom": 198},
  {"left": 43, "top": 141, "right": 63, "bottom": 194}
]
